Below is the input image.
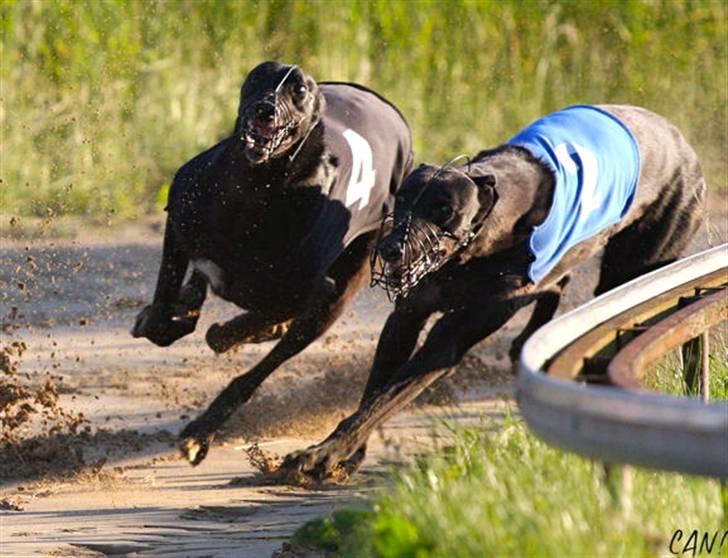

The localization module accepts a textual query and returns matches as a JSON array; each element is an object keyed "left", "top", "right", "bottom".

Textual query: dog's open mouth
[
  {"left": 371, "top": 216, "right": 453, "bottom": 301},
  {"left": 242, "top": 118, "right": 299, "bottom": 162},
  {"left": 383, "top": 261, "right": 404, "bottom": 281},
  {"left": 251, "top": 120, "right": 277, "bottom": 141},
  {"left": 385, "top": 250, "right": 445, "bottom": 291}
]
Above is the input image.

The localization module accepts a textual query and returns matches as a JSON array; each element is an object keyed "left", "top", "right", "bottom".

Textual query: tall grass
[
  {"left": 645, "top": 327, "right": 728, "bottom": 399},
  {"left": 1, "top": 0, "right": 726, "bottom": 220}
]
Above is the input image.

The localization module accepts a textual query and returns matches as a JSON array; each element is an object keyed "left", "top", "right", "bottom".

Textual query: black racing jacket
[{"left": 297, "top": 82, "right": 413, "bottom": 278}]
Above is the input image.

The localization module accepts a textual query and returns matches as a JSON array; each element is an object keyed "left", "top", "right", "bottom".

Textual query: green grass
[
  {"left": 1, "top": 0, "right": 726, "bottom": 222},
  {"left": 294, "top": 416, "right": 725, "bottom": 558},
  {"left": 645, "top": 328, "right": 728, "bottom": 399}
]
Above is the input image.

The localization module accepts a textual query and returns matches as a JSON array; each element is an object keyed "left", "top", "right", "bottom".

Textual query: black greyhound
[
  {"left": 280, "top": 104, "right": 706, "bottom": 479},
  {"left": 132, "top": 61, "right": 412, "bottom": 465}
]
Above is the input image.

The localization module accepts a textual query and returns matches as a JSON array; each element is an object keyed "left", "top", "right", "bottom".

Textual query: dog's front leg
[
  {"left": 180, "top": 268, "right": 366, "bottom": 466},
  {"left": 282, "top": 299, "right": 521, "bottom": 480},
  {"left": 337, "top": 302, "right": 435, "bottom": 474},
  {"left": 361, "top": 303, "right": 434, "bottom": 401},
  {"left": 132, "top": 218, "right": 203, "bottom": 346}
]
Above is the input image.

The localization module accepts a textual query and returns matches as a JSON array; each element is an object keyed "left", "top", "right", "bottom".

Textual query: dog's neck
[{"left": 462, "top": 145, "right": 554, "bottom": 259}]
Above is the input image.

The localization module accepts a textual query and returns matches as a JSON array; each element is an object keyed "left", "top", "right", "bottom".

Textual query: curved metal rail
[
  {"left": 607, "top": 288, "right": 726, "bottom": 395},
  {"left": 518, "top": 244, "right": 728, "bottom": 478}
]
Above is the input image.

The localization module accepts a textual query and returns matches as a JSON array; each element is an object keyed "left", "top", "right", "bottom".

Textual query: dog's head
[
  {"left": 371, "top": 163, "right": 497, "bottom": 300},
  {"left": 236, "top": 61, "right": 325, "bottom": 165}
]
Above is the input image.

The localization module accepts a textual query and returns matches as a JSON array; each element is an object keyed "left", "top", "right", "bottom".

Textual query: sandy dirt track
[
  {"left": 0, "top": 194, "right": 724, "bottom": 557},
  {"left": 0, "top": 220, "right": 517, "bottom": 557}
]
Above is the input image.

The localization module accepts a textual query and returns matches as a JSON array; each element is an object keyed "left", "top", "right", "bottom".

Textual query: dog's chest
[{"left": 175, "top": 193, "right": 324, "bottom": 307}]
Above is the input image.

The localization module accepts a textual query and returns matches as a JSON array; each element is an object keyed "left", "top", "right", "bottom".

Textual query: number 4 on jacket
[{"left": 343, "top": 128, "right": 376, "bottom": 210}]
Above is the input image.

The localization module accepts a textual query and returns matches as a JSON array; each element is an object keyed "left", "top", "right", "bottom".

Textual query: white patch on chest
[{"left": 192, "top": 258, "right": 225, "bottom": 292}]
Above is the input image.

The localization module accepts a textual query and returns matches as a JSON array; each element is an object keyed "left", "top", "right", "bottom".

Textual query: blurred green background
[{"left": 1, "top": 0, "right": 725, "bottom": 220}]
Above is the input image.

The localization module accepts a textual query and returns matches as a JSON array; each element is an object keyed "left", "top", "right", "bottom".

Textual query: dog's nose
[
  {"left": 379, "top": 238, "right": 405, "bottom": 263},
  {"left": 254, "top": 102, "right": 276, "bottom": 122}
]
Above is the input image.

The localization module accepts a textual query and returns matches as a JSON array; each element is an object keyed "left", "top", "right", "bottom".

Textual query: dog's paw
[
  {"left": 280, "top": 447, "right": 331, "bottom": 483},
  {"left": 179, "top": 421, "right": 215, "bottom": 466},
  {"left": 338, "top": 445, "right": 367, "bottom": 477},
  {"left": 206, "top": 323, "right": 235, "bottom": 353},
  {"left": 280, "top": 439, "right": 359, "bottom": 483},
  {"left": 131, "top": 305, "right": 159, "bottom": 336},
  {"left": 132, "top": 305, "right": 196, "bottom": 347},
  {"left": 247, "top": 321, "right": 291, "bottom": 344}
]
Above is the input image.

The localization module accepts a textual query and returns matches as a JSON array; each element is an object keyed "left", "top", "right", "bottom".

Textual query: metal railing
[{"left": 517, "top": 244, "right": 728, "bottom": 478}]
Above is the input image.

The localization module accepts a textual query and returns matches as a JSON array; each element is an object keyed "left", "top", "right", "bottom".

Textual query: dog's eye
[
  {"left": 295, "top": 85, "right": 307, "bottom": 96},
  {"left": 438, "top": 204, "right": 453, "bottom": 220}
]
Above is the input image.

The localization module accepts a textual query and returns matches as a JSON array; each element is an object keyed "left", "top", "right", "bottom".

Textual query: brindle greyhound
[
  {"left": 280, "top": 104, "right": 706, "bottom": 480},
  {"left": 132, "top": 61, "right": 412, "bottom": 466}
]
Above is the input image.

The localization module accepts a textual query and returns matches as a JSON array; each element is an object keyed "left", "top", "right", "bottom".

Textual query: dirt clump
[
  {"left": 1, "top": 340, "right": 27, "bottom": 375},
  {"left": 1, "top": 341, "right": 88, "bottom": 442},
  {"left": 0, "top": 340, "right": 89, "bottom": 479},
  {"left": 245, "top": 442, "right": 283, "bottom": 476}
]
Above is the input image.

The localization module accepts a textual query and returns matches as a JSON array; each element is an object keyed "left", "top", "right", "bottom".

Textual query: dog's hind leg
[
  {"left": 507, "top": 275, "right": 570, "bottom": 366},
  {"left": 595, "top": 172, "right": 706, "bottom": 295},
  {"left": 206, "top": 314, "right": 293, "bottom": 353},
  {"left": 179, "top": 233, "right": 375, "bottom": 466}
]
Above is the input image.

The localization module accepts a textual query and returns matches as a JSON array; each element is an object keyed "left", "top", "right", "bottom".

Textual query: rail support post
[
  {"left": 681, "top": 333, "right": 709, "bottom": 398},
  {"left": 601, "top": 463, "right": 632, "bottom": 516},
  {"left": 700, "top": 331, "right": 710, "bottom": 402}
]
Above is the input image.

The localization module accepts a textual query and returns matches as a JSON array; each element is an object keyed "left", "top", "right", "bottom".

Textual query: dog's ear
[
  {"left": 312, "top": 90, "right": 326, "bottom": 121},
  {"left": 471, "top": 174, "right": 496, "bottom": 190},
  {"left": 470, "top": 173, "right": 497, "bottom": 211}
]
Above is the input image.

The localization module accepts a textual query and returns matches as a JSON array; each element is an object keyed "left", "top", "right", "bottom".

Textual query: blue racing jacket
[{"left": 508, "top": 105, "right": 641, "bottom": 283}]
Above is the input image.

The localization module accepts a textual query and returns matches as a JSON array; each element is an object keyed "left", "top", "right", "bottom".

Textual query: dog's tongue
[{"left": 254, "top": 121, "right": 276, "bottom": 139}]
